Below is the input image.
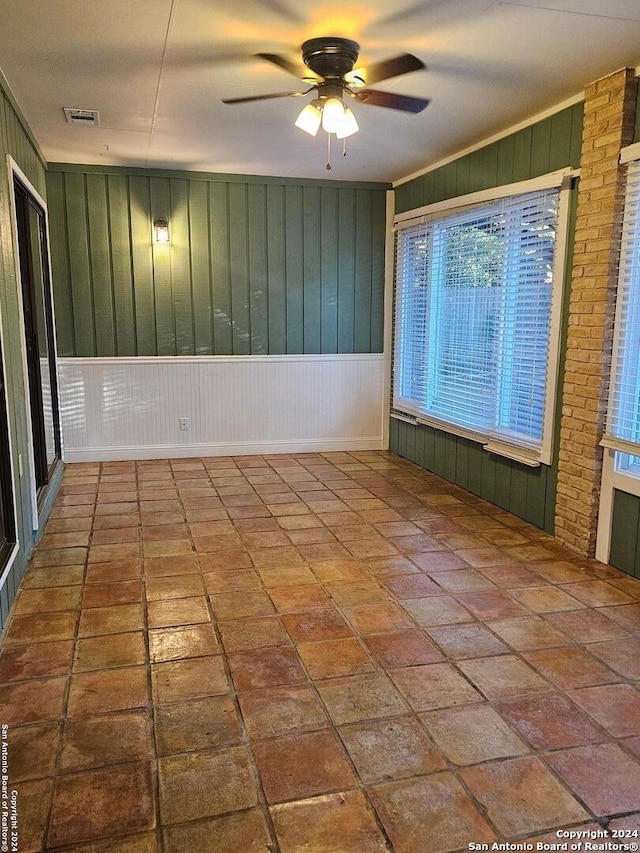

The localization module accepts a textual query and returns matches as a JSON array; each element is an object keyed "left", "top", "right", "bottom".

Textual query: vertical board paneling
[
  {"left": 107, "top": 175, "right": 136, "bottom": 356},
  {"left": 86, "top": 173, "right": 115, "bottom": 356},
  {"left": 390, "top": 101, "right": 584, "bottom": 532},
  {"left": 169, "top": 179, "right": 194, "bottom": 356},
  {"left": 609, "top": 489, "right": 640, "bottom": 576},
  {"left": 188, "top": 180, "right": 213, "bottom": 355},
  {"left": 285, "top": 185, "right": 304, "bottom": 353},
  {"left": 47, "top": 167, "right": 388, "bottom": 358},
  {"left": 228, "top": 183, "right": 251, "bottom": 354},
  {"left": 247, "top": 184, "right": 268, "bottom": 355},
  {"left": 150, "top": 178, "right": 175, "bottom": 356},
  {"left": 47, "top": 170, "right": 74, "bottom": 357},
  {"left": 303, "top": 186, "right": 321, "bottom": 354}
]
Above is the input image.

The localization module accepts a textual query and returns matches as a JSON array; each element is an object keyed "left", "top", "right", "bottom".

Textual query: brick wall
[{"left": 555, "top": 68, "right": 638, "bottom": 556}]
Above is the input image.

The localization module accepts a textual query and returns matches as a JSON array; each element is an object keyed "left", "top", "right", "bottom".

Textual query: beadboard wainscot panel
[{"left": 58, "top": 354, "right": 385, "bottom": 461}]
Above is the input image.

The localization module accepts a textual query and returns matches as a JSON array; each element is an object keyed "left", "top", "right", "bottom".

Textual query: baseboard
[{"left": 63, "top": 437, "right": 386, "bottom": 463}]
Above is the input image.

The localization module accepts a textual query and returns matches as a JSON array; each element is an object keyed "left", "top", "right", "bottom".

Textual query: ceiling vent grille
[{"left": 63, "top": 108, "right": 100, "bottom": 127}]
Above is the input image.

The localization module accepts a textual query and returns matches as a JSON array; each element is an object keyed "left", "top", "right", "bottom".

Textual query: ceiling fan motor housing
[{"left": 301, "top": 37, "right": 360, "bottom": 80}]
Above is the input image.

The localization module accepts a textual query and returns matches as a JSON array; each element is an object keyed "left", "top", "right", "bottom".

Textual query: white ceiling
[{"left": 2, "top": 0, "right": 640, "bottom": 183}]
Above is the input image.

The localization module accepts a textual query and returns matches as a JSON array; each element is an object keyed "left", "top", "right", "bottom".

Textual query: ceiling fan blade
[
  {"left": 354, "top": 89, "right": 430, "bottom": 113},
  {"left": 222, "top": 90, "right": 307, "bottom": 104},
  {"left": 256, "top": 52, "right": 312, "bottom": 79},
  {"left": 360, "top": 54, "right": 425, "bottom": 85}
]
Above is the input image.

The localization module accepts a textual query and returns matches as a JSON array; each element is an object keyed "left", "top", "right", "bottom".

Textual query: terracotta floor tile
[
  {"left": 297, "top": 637, "right": 375, "bottom": 679},
  {"left": 332, "top": 524, "right": 380, "bottom": 543},
  {"left": 340, "top": 716, "right": 445, "bottom": 782},
  {"left": 561, "top": 580, "right": 636, "bottom": 607},
  {"left": 271, "top": 791, "right": 388, "bottom": 853},
  {"left": 316, "top": 672, "right": 408, "bottom": 724},
  {"left": 210, "top": 590, "right": 276, "bottom": 620},
  {"left": 88, "top": 543, "right": 141, "bottom": 563},
  {"left": 21, "top": 565, "right": 84, "bottom": 589},
  {"left": 228, "top": 646, "right": 306, "bottom": 691},
  {"left": 82, "top": 580, "right": 143, "bottom": 608},
  {"left": 257, "top": 564, "right": 318, "bottom": 588},
  {"left": 158, "top": 746, "right": 257, "bottom": 824},
  {"left": 143, "top": 539, "right": 195, "bottom": 558},
  {"left": 369, "top": 773, "right": 494, "bottom": 853},
  {"left": 420, "top": 703, "right": 529, "bottom": 764},
  {"left": 343, "top": 601, "right": 415, "bottom": 634},
  {"left": 324, "top": 579, "right": 387, "bottom": 605},
  {"left": 277, "top": 514, "right": 324, "bottom": 530},
  {"left": 4, "top": 611, "right": 77, "bottom": 645},
  {"left": 365, "top": 555, "right": 420, "bottom": 576},
  {"left": 203, "top": 569, "right": 262, "bottom": 595},
  {"left": 155, "top": 694, "right": 242, "bottom": 756},
  {"left": 143, "top": 555, "right": 199, "bottom": 577},
  {"left": 219, "top": 616, "right": 289, "bottom": 652},
  {"left": 608, "top": 576, "right": 640, "bottom": 599},
  {"left": 249, "top": 545, "right": 305, "bottom": 568},
  {"left": 545, "top": 608, "right": 629, "bottom": 643},
  {"left": 187, "top": 521, "right": 234, "bottom": 538},
  {"left": 140, "top": 510, "right": 185, "bottom": 527},
  {"left": 9, "top": 721, "right": 60, "bottom": 781},
  {"left": 458, "top": 655, "right": 550, "bottom": 698},
  {"left": 91, "top": 527, "right": 140, "bottom": 546},
  {"left": 455, "top": 589, "right": 528, "bottom": 619},
  {"left": 12, "top": 778, "right": 52, "bottom": 853},
  {"left": 0, "top": 676, "right": 66, "bottom": 725},
  {"left": 0, "top": 639, "right": 73, "bottom": 681},
  {"left": 546, "top": 743, "right": 640, "bottom": 816},
  {"left": 48, "top": 763, "right": 155, "bottom": 847},
  {"left": 598, "top": 602, "right": 640, "bottom": 633},
  {"left": 78, "top": 603, "right": 145, "bottom": 637},
  {"left": 402, "top": 596, "right": 473, "bottom": 627},
  {"left": 60, "top": 711, "right": 153, "bottom": 771},
  {"left": 379, "top": 573, "right": 443, "bottom": 599},
  {"left": 149, "top": 623, "right": 219, "bottom": 662},
  {"left": 282, "top": 607, "right": 354, "bottom": 641},
  {"left": 569, "top": 684, "right": 640, "bottom": 736},
  {"left": 430, "top": 569, "right": 495, "bottom": 592},
  {"left": 85, "top": 559, "right": 142, "bottom": 584},
  {"left": 524, "top": 646, "right": 619, "bottom": 688},
  {"left": 511, "top": 586, "right": 586, "bottom": 613},
  {"left": 460, "top": 756, "right": 588, "bottom": 836},
  {"left": 68, "top": 667, "right": 149, "bottom": 715},
  {"left": 391, "top": 662, "right": 482, "bottom": 712},
  {"left": 145, "top": 574, "right": 205, "bottom": 601},
  {"left": 238, "top": 684, "right": 329, "bottom": 739},
  {"left": 268, "top": 583, "right": 332, "bottom": 613},
  {"left": 32, "top": 546, "right": 88, "bottom": 567},
  {"left": 163, "top": 810, "right": 272, "bottom": 853},
  {"left": 486, "top": 615, "right": 571, "bottom": 651},
  {"left": 74, "top": 631, "right": 147, "bottom": 671},
  {"left": 317, "top": 511, "right": 362, "bottom": 526},
  {"left": 426, "top": 623, "right": 509, "bottom": 659},
  {"left": 146, "top": 596, "right": 209, "bottom": 628},
  {"left": 152, "top": 656, "right": 229, "bottom": 703},
  {"left": 364, "top": 629, "right": 444, "bottom": 667},
  {"left": 588, "top": 637, "right": 640, "bottom": 678},
  {"left": 311, "top": 559, "right": 369, "bottom": 581},
  {"left": 496, "top": 692, "right": 608, "bottom": 749},
  {"left": 253, "top": 729, "right": 356, "bottom": 803},
  {"left": 479, "top": 564, "right": 544, "bottom": 588},
  {"left": 343, "top": 538, "right": 400, "bottom": 560}
]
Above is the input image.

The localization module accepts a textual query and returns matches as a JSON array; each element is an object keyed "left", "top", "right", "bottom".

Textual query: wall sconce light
[{"left": 154, "top": 216, "right": 169, "bottom": 244}]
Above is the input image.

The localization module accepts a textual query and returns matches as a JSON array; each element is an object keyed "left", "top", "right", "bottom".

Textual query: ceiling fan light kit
[{"left": 223, "top": 36, "right": 429, "bottom": 170}]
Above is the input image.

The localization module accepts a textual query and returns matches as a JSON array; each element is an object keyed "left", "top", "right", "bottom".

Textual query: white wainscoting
[{"left": 58, "top": 355, "right": 386, "bottom": 462}]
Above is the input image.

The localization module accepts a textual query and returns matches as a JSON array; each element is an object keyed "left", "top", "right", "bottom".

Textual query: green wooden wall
[
  {"left": 609, "top": 490, "right": 640, "bottom": 578},
  {"left": 390, "top": 101, "right": 584, "bottom": 533},
  {"left": 46, "top": 165, "right": 388, "bottom": 358},
  {"left": 0, "top": 82, "right": 62, "bottom": 632}
]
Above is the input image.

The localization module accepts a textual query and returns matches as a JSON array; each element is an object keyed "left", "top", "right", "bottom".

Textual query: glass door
[{"left": 14, "top": 178, "right": 61, "bottom": 499}]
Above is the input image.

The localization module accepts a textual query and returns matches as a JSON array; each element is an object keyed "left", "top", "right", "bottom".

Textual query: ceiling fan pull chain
[
  {"left": 343, "top": 137, "right": 347, "bottom": 158},
  {"left": 326, "top": 132, "right": 332, "bottom": 170}
]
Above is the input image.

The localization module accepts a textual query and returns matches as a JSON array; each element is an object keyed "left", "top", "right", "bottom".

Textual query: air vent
[{"left": 63, "top": 108, "right": 100, "bottom": 127}]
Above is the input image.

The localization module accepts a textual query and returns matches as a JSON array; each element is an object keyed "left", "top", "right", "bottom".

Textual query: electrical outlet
[{"left": 179, "top": 417, "right": 189, "bottom": 431}]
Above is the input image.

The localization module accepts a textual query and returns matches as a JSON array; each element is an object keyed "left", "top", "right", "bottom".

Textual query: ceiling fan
[{"left": 222, "top": 37, "right": 430, "bottom": 168}]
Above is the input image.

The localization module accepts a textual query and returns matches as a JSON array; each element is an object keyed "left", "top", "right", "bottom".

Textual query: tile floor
[{"left": 2, "top": 450, "right": 640, "bottom": 852}]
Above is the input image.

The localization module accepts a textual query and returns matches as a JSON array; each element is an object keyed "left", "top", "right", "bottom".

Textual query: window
[
  {"left": 393, "top": 172, "right": 569, "bottom": 466},
  {"left": 604, "top": 155, "right": 640, "bottom": 476}
]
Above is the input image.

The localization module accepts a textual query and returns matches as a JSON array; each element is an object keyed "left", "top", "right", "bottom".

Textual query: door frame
[
  {"left": 0, "top": 258, "right": 20, "bottom": 587},
  {"left": 7, "top": 155, "right": 63, "bottom": 531}
]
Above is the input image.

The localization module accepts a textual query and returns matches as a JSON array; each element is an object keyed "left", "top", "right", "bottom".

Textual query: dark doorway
[{"left": 14, "top": 177, "right": 61, "bottom": 504}]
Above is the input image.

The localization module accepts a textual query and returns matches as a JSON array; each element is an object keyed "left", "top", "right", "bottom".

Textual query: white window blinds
[
  {"left": 603, "top": 159, "right": 640, "bottom": 455},
  {"left": 393, "top": 183, "right": 564, "bottom": 464}
]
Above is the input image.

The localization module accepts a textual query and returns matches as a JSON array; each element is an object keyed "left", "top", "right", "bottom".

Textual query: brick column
[{"left": 555, "top": 68, "right": 638, "bottom": 557}]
